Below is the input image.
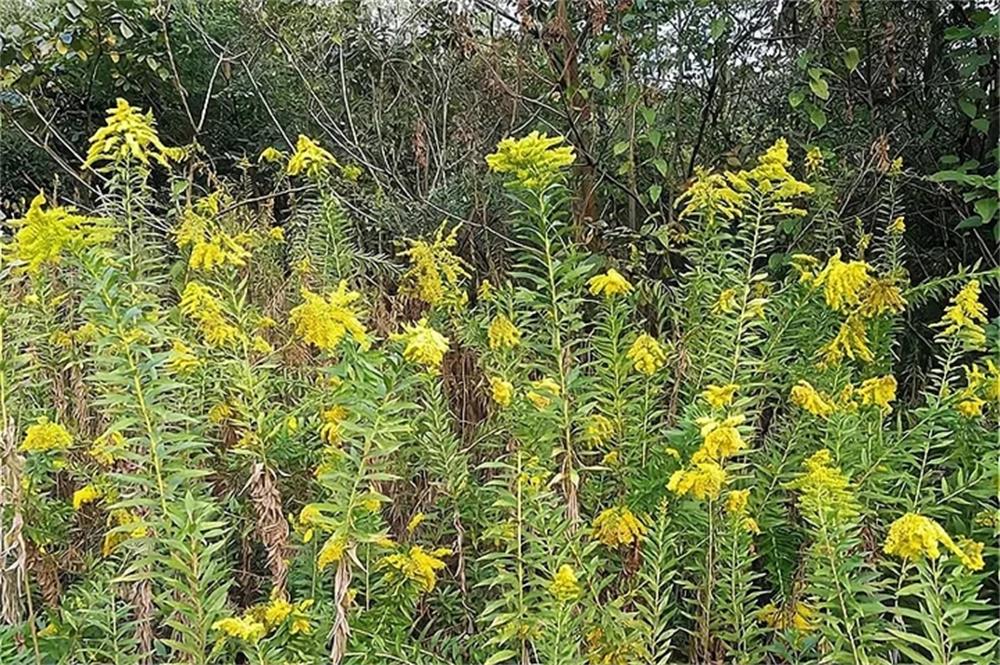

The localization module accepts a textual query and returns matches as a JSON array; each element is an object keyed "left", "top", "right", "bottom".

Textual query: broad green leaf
[
  {"left": 844, "top": 47, "right": 860, "bottom": 72},
  {"left": 809, "top": 78, "right": 830, "bottom": 100}
]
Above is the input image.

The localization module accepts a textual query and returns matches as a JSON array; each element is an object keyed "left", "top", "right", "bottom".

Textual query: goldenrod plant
[{"left": 0, "top": 99, "right": 997, "bottom": 665}]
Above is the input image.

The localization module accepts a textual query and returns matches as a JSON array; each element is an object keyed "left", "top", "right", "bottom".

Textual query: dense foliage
[{"left": 0, "top": 2, "right": 997, "bottom": 664}]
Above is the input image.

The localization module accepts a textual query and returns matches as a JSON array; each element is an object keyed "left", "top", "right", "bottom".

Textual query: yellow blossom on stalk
[
  {"left": 477, "top": 279, "right": 494, "bottom": 301},
  {"left": 697, "top": 414, "right": 746, "bottom": 460},
  {"left": 935, "top": 280, "right": 988, "bottom": 349},
  {"left": 399, "top": 223, "right": 468, "bottom": 306},
  {"left": 251, "top": 335, "right": 273, "bottom": 355},
  {"left": 759, "top": 601, "right": 817, "bottom": 632},
  {"left": 167, "top": 339, "right": 201, "bottom": 375},
  {"left": 743, "top": 517, "right": 761, "bottom": 534},
  {"left": 592, "top": 506, "right": 646, "bottom": 547},
  {"left": 84, "top": 98, "right": 184, "bottom": 168},
  {"left": 394, "top": 319, "right": 450, "bottom": 371},
  {"left": 526, "top": 377, "right": 561, "bottom": 409},
  {"left": 258, "top": 146, "right": 284, "bottom": 164},
  {"left": 485, "top": 131, "right": 575, "bottom": 189},
  {"left": 585, "top": 414, "right": 615, "bottom": 446},
  {"left": 489, "top": 377, "right": 514, "bottom": 407},
  {"left": 208, "top": 402, "right": 233, "bottom": 424},
  {"left": 299, "top": 504, "right": 322, "bottom": 527},
  {"left": 289, "top": 599, "right": 314, "bottom": 635},
  {"left": 957, "top": 396, "right": 984, "bottom": 418},
  {"left": 790, "top": 254, "right": 821, "bottom": 284},
  {"left": 548, "top": 565, "right": 581, "bottom": 602},
  {"left": 262, "top": 595, "right": 293, "bottom": 627},
  {"left": 20, "top": 418, "right": 72, "bottom": 453},
  {"left": 102, "top": 509, "right": 147, "bottom": 556},
  {"left": 588, "top": 268, "right": 633, "bottom": 297},
  {"left": 786, "top": 450, "right": 855, "bottom": 521},
  {"left": 668, "top": 462, "right": 727, "bottom": 501},
  {"left": 677, "top": 167, "right": 746, "bottom": 221},
  {"left": 883, "top": 513, "right": 984, "bottom": 570},
  {"left": 320, "top": 406, "right": 348, "bottom": 445},
  {"left": 984, "top": 360, "right": 1000, "bottom": 402},
  {"left": 289, "top": 282, "right": 367, "bottom": 352},
  {"left": 889, "top": 216, "right": 906, "bottom": 234},
  {"left": 317, "top": 535, "right": 347, "bottom": 571},
  {"left": 89, "top": 431, "right": 126, "bottom": 466},
  {"left": 805, "top": 146, "right": 823, "bottom": 174},
  {"left": 212, "top": 616, "right": 266, "bottom": 644},
  {"left": 859, "top": 276, "right": 907, "bottom": 317},
  {"left": 820, "top": 315, "right": 874, "bottom": 366},
  {"left": 813, "top": 249, "right": 871, "bottom": 312},
  {"left": 739, "top": 138, "right": 815, "bottom": 202},
  {"left": 9, "top": 193, "right": 116, "bottom": 273},
  {"left": 407, "top": 513, "right": 426, "bottom": 533},
  {"left": 701, "top": 383, "right": 739, "bottom": 409},
  {"left": 487, "top": 314, "right": 521, "bottom": 349},
  {"left": 726, "top": 489, "right": 750, "bottom": 514},
  {"left": 381, "top": 546, "right": 451, "bottom": 592},
  {"left": 713, "top": 288, "right": 739, "bottom": 314},
  {"left": 790, "top": 380, "right": 836, "bottom": 417},
  {"left": 601, "top": 450, "right": 620, "bottom": 466},
  {"left": 857, "top": 375, "right": 897, "bottom": 411},
  {"left": 187, "top": 234, "right": 251, "bottom": 272},
  {"left": 72, "top": 484, "right": 102, "bottom": 509},
  {"left": 179, "top": 282, "right": 241, "bottom": 347},
  {"left": 286, "top": 134, "right": 338, "bottom": 178},
  {"left": 627, "top": 333, "right": 666, "bottom": 375}
]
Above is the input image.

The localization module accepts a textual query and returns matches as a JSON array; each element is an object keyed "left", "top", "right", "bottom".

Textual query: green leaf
[
  {"left": 809, "top": 78, "right": 830, "bottom": 100},
  {"left": 648, "top": 184, "right": 662, "bottom": 204},
  {"left": 843, "top": 47, "right": 860, "bottom": 72},
  {"left": 591, "top": 68, "right": 606, "bottom": 90},
  {"left": 807, "top": 105, "right": 827, "bottom": 129},
  {"left": 788, "top": 89, "right": 805, "bottom": 108},
  {"left": 640, "top": 106, "right": 655, "bottom": 126},
  {"left": 652, "top": 157, "right": 668, "bottom": 178},
  {"left": 974, "top": 198, "right": 997, "bottom": 222},
  {"left": 956, "top": 215, "right": 983, "bottom": 229},
  {"left": 647, "top": 129, "right": 662, "bottom": 149},
  {"left": 971, "top": 118, "right": 989, "bottom": 133},
  {"left": 483, "top": 650, "right": 517, "bottom": 665},
  {"left": 959, "top": 98, "right": 977, "bottom": 118},
  {"left": 710, "top": 17, "right": 727, "bottom": 40},
  {"left": 613, "top": 141, "right": 629, "bottom": 156}
]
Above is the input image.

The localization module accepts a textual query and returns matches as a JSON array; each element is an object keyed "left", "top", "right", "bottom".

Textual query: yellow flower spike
[
  {"left": 935, "top": 280, "right": 988, "bottom": 349},
  {"left": 790, "top": 380, "right": 836, "bottom": 417},
  {"left": 487, "top": 314, "right": 521, "bottom": 350},
  {"left": 72, "top": 484, "right": 102, "bottom": 510},
  {"left": 179, "top": 282, "right": 242, "bottom": 348},
  {"left": 713, "top": 287, "right": 739, "bottom": 314},
  {"left": 399, "top": 223, "right": 469, "bottom": 307},
  {"left": 627, "top": 333, "right": 666, "bottom": 375},
  {"left": 591, "top": 506, "right": 646, "bottom": 547},
  {"left": 701, "top": 383, "right": 739, "bottom": 409},
  {"left": 585, "top": 414, "right": 615, "bottom": 446},
  {"left": 407, "top": 512, "right": 426, "bottom": 533},
  {"left": 725, "top": 489, "right": 750, "bottom": 514},
  {"left": 889, "top": 216, "right": 906, "bottom": 234},
  {"left": 805, "top": 146, "right": 824, "bottom": 174},
  {"left": 857, "top": 375, "right": 897, "bottom": 411},
  {"left": 9, "top": 193, "right": 116, "bottom": 273},
  {"left": 317, "top": 535, "right": 348, "bottom": 571},
  {"left": 883, "top": 513, "right": 979, "bottom": 569},
  {"left": 167, "top": 339, "right": 201, "bottom": 375},
  {"left": 20, "top": 417, "right": 72, "bottom": 454},
  {"left": 957, "top": 397, "right": 985, "bottom": 418},
  {"left": 526, "top": 377, "right": 561, "bottom": 410},
  {"left": 548, "top": 564, "right": 581, "bottom": 602},
  {"left": 786, "top": 450, "right": 855, "bottom": 519},
  {"left": 258, "top": 146, "right": 285, "bottom": 164},
  {"left": 477, "top": 279, "right": 494, "bottom": 302},
  {"left": 286, "top": 135, "right": 338, "bottom": 179},
  {"left": 319, "top": 406, "right": 348, "bottom": 445},
  {"left": 677, "top": 167, "right": 747, "bottom": 221},
  {"left": 289, "top": 282, "right": 367, "bottom": 352},
  {"left": 84, "top": 98, "right": 183, "bottom": 168},
  {"left": 485, "top": 131, "right": 575, "bottom": 189},
  {"left": 697, "top": 414, "right": 746, "bottom": 460},
  {"left": 393, "top": 319, "right": 450, "bottom": 371},
  {"left": 667, "top": 462, "right": 727, "bottom": 501},
  {"left": 489, "top": 377, "right": 514, "bottom": 407},
  {"left": 820, "top": 314, "right": 874, "bottom": 367},
  {"left": 813, "top": 249, "right": 872, "bottom": 312},
  {"left": 859, "top": 276, "right": 907, "bottom": 318},
  {"left": 380, "top": 545, "right": 450, "bottom": 592},
  {"left": 212, "top": 616, "right": 267, "bottom": 644},
  {"left": 588, "top": 268, "right": 633, "bottom": 297},
  {"left": 955, "top": 537, "right": 985, "bottom": 571}
]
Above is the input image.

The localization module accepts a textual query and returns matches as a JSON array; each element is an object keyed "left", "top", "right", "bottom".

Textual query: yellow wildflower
[
  {"left": 407, "top": 513, "right": 426, "bottom": 533},
  {"left": 289, "top": 282, "right": 367, "bottom": 352},
  {"left": 208, "top": 402, "right": 233, "bottom": 424},
  {"left": 702, "top": 383, "right": 739, "bottom": 409},
  {"left": 726, "top": 489, "right": 750, "bottom": 514},
  {"left": 820, "top": 315, "right": 874, "bottom": 366},
  {"left": 102, "top": 509, "right": 147, "bottom": 556},
  {"left": 627, "top": 333, "right": 666, "bottom": 375},
  {"left": 889, "top": 216, "right": 906, "bottom": 235},
  {"left": 317, "top": 535, "right": 347, "bottom": 571},
  {"left": 399, "top": 223, "right": 468, "bottom": 306},
  {"left": 320, "top": 406, "right": 348, "bottom": 445},
  {"left": 955, "top": 537, "right": 985, "bottom": 571},
  {"left": 286, "top": 135, "right": 337, "bottom": 178},
  {"left": 713, "top": 288, "right": 739, "bottom": 314},
  {"left": 549, "top": 565, "right": 581, "bottom": 602},
  {"left": 262, "top": 596, "right": 293, "bottom": 627},
  {"left": 487, "top": 314, "right": 521, "bottom": 350},
  {"left": 394, "top": 319, "right": 450, "bottom": 371},
  {"left": 588, "top": 268, "right": 633, "bottom": 297},
  {"left": 759, "top": 601, "right": 817, "bottom": 632},
  {"left": 526, "top": 377, "right": 561, "bottom": 409},
  {"left": 668, "top": 462, "right": 727, "bottom": 501},
  {"left": 883, "top": 513, "right": 977, "bottom": 565},
  {"left": 485, "top": 131, "right": 575, "bottom": 189},
  {"left": 381, "top": 546, "right": 450, "bottom": 592},
  {"left": 786, "top": 450, "right": 855, "bottom": 521},
  {"left": 299, "top": 504, "right": 322, "bottom": 528},
  {"left": 212, "top": 616, "right": 266, "bottom": 643},
  {"left": 677, "top": 167, "right": 746, "bottom": 221},
  {"left": 592, "top": 506, "right": 646, "bottom": 547},
  {"left": 743, "top": 517, "right": 761, "bottom": 534},
  {"left": 9, "top": 193, "right": 115, "bottom": 273},
  {"left": 251, "top": 335, "right": 273, "bottom": 355},
  {"left": 601, "top": 450, "right": 620, "bottom": 466},
  {"left": 258, "top": 146, "right": 284, "bottom": 163},
  {"left": 72, "top": 484, "right": 102, "bottom": 510},
  {"left": 489, "top": 377, "right": 514, "bottom": 407},
  {"left": 790, "top": 380, "right": 836, "bottom": 417},
  {"left": 859, "top": 277, "right": 906, "bottom": 318},
  {"left": 813, "top": 249, "right": 871, "bottom": 312},
  {"left": 936, "top": 280, "right": 988, "bottom": 349},
  {"left": 790, "top": 254, "right": 821, "bottom": 284},
  {"left": 957, "top": 397, "right": 984, "bottom": 418},
  {"left": 89, "top": 430, "right": 126, "bottom": 466},
  {"left": 805, "top": 146, "right": 824, "bottom": 174},
  {"left": 84, "top": 98, "right": 183, "bottom": 168},
  {"left": 289, "top": 599, "right": 313, "bottom": 635},
  {"left": 697, "top": 414, "right": 746, "bottom": 460},
  {"left": 167, "top": 339, "right": 201, "bottom": 375},
  {"left": 857, "top": 375, "right": 897, "bottom": 411},
  {"left": 477, "top": 279, "right": 494, "bottom": 301},
  {"left": 179, "top": 282, "right": 241, "bottom": 347},
  {"left": 20, "top": 418, "right": 72, "bottom": 454},
  {"left": 585, "top": 414, "right": 615, "bottom": 446}
]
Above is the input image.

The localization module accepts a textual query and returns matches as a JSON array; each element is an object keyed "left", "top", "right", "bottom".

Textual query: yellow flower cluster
[
  {"left": 592, "top": 506, "right": 646, "bottom": 548},
  {"left": 813, "top": 249, "right": 870, "bottom": 312},
  {"left": 526, "top": 377, "right": 561, "bottom": 409},
  {"left": 180, "top": 282, "right": 241, "bottom": 347},
  {"left": 489, "top": 377, "right": 514, "bottom": 407},
  {"left": 585, "top": 414, "right": 615, "bottom": 446},
  {"left": 167, "top": 339, "right": 201, "bottom": 375},
  {"left": 759, "top": 601, "right": 817, "bottom": 632},
  {"left": 627, "top": 333, "right": 666, "bottom": 375},
  {"left": 549, "top": 564, "right": 581, "bottom": 602},
  {"left": 286, "top": 134, "right": 338, "bottom": 179},
  {"left": 935, "top": 280, "right": 988, "bottom": 349},
  {"left": 588, "top": 268, "right": 633, "bottom": 297},
  {"left": 381, "top": 545, "right": 451, "bottom": 592},
  {"left": 320, "top": 406, "right": 348, "bottom": 445},
  {"left": 394, "top": 319, "right": 450, "bottom": 371},
  {"left": 485, "top": 131, "right": 575, "bottom": 189},
  {"left": 858, "top": 277, "right": 907, "bottom": 318},
  {"left": 725, "top": 489, "right": 749, "bottom": 514},
  {"left": 889, "top": 216, "right": 906, "bottom": 235},
  {"left": 714, "top": 287, "right": 738, "bottom": 314},
  {"left": 883, "top": 513, "right": 984, "bottom": 570},
  {"left": 317, "top": 534, "right": 348, "bottom": 571},
  {"left": 399, "top": 223, "right": 469, "bottom": 307},
  {"left": 72, "top": 484, "right": 102, "bottom": 510},
  {"left": 857, "top": 375, "right": 897, "bottom": 411},
  {"left": 173, "top": 197, "right": 253, "bottom": 272},
  {"left": 955, "top": 360, "right": 999, "bottom": 418},
  {"left": 289, "top": 282, "right": 367, "bottom": 352},
  {"left": 696, "top": 415, "right": 746, "bottom": 460},
  {"left": 84, "top": 98, "right": 184, "bottom": 168},
  {"left": 20, "top": 417, "right": 72, "bottom": 453},
  {"left": 668, "top": 461, "right": 726, "bottom": 501},
  {"left": 701, "top": 383, "right": 739, "bottom": 409},
  {"left": 9, "top": 193, "right": 116, "bottom": 273},
  {"left": 676, "top": 167, "right": 746, "bottom": 221},
  {"left": 487, "top": 314, "right": 521, "bottom": 349},
  {"left": 790, "top": 380, "right": 836, "bottom": 417},
  {"left": 820, "top": 314, "right": 874, "bottom": 366},
  {"left": 786, "top": 450, "right": 855, "bottom": 521},
  {"left": 212, "top": 616, "right": 266, "bottom": 643},
  {"left": 102, "top": 509, "right": 147, "bottom": 557},
  {"left": 89, "top": 430, "right": 126, "bottom": 466},
  {"left": 727, "top": 138, "right": 814, "bottom": 211}
]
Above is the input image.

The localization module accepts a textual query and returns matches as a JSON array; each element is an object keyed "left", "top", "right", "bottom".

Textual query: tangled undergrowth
[{"left": 0, "top": 100, "right": 997, "bottom": 665}]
